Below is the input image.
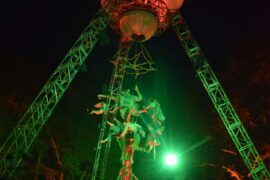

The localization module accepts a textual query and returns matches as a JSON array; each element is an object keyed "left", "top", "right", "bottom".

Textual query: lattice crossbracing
[
  {"left": 0, "top": 4, "right": 269, "bottom": 180},
  {"left": 0, "top": 9, "right": 108, "bottom": 178},
  {"left": 91, "top": 42, "right": 132, "bottom": 180},
  {"left": 172, "top": 12, "right": 270, "bottom": 180}
]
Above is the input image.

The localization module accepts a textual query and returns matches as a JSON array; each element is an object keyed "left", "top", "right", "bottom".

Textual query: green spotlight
[{"left": 165, "top": 153, "right": 178, "bottom": 166}]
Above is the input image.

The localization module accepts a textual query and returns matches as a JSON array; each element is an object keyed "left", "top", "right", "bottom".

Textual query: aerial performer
[
  {"left": 100, "top": 118, "right": 122, "bottom": 143},
  {"left": 90, "top": 85, "right": 165, "bottom": 179},
  {"left": 143, "top": 99, "right": 165, "bottom": 125},
  {"left": 89, "top": 102, "right": 108, "bottom": 115},
  {"left": 119, "top": 85, "right": 143, "bottom": 121}
]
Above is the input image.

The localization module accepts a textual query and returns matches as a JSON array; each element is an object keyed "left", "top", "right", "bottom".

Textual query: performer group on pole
[{"left": 90, "top": 85, "right": 165, "bottom": 179}]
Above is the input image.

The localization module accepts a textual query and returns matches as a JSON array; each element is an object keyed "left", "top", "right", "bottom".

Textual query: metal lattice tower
[
  {"left": 91, "top": 42, "right": 131, "bottom": 180},
  {"left": 172, "top": 13, "right": 270, "bottom": 179},
  {"left": 0, "top": 9, "right": 108, "bottom": 177}
]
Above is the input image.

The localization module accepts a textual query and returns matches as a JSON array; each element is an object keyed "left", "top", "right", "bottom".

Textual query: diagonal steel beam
[
  {"left": 172, "top": 12, "right": 270, "bottom": 179},
  {"left": 0, "top": 9, "right": 109, "bottom": 178}
]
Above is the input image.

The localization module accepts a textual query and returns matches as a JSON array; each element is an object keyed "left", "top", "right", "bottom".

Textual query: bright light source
[{"left": 165, "top": 153, "right": 178, "bottom": 166}]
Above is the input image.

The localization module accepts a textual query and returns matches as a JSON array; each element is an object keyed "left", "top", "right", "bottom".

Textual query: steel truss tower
[
  {"left": 172, "top": 13, "right": 270, "bottom": 179},
  {"left": 0, "top": 9, "right": 108, "bottom": 177},
  {"left": 91, "top": 42, "right": 132, "bottom": 180},
  {"left": 0, "top": 6, "right": 269, "bottom": 180}
]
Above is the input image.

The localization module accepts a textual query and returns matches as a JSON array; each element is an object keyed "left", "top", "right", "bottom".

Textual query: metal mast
[
  {"left": 91, "top": 41, "right": 132, "bottom": 180},
  {"left": 0, "top": 9, "right": 108, "bottom": 177},
  {"left": 172, "top": 13, "right": 270, "bottom": 179}
]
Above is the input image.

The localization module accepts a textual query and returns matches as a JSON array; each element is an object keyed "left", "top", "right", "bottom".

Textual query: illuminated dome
[
  {"left": 101, "top": 0, "right": 169, "bottom": 41},
  {"left": 119, "top": 10, "right": 158, "bottom": 42}
]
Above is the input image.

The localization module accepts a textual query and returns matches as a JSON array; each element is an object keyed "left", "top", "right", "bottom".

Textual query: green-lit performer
[
  {"left": 90, "top": 94, "right": 118, "bottom": 115},
  {"left": 101, "top": 118, "right": 122, "bottom": 143},
  {"left": 143, "top": 99, "right": 165, "bottom": 125},
  {"left": 119, "top": 85, "right": 143, "bottom": 122},
  {"left": 90, "top": 85, "right": 165, "bottom": 180}
]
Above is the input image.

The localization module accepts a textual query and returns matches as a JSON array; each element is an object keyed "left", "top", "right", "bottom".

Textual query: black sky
[
  {"left": 0, "top": 0, "right": 270, "bottom": 179},
  {"left": 1, "top": 0, "right": 269, "bottom": 56}
]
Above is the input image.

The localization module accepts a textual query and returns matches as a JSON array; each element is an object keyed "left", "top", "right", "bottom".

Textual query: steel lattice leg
[
  {"left": 172, "top": 13, "right": 270, "bottom": 179},
  {"left": 0, "top": 9, "right": 109, "bottom": 178}
]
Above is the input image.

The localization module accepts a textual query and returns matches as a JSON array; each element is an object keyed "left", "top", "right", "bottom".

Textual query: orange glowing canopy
[
  {"left": 161, "top": 0, "right": 184, "bottom": 11},
  {"left": 119, "top": 10, "right": 158, "bottom": 42}
]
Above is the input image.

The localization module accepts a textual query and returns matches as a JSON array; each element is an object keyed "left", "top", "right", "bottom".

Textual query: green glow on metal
[
  {"left": 0, "top": 6, "right": 268, "bottom": 180},
  {"left": 0, "top": 9, "right": 109, "bottom": 178},
  {"left": 173, "top": 13, "right": 270, "bottom": 180},
  {"left": 91, "top": 42, "right": 132, "bottom": 180}
]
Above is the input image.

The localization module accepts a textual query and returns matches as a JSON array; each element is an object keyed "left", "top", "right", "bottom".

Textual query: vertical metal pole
[{"left": 91, "top": 41, "right": 132, "bottom": 180}]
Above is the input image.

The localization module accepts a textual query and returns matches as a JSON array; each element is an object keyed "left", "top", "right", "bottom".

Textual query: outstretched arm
[
  {"left": 97, "top": 94, "right": 117, "bottom": 101},
  {"left": 134, "top": 85, "right": 142, "bottom": 102}
]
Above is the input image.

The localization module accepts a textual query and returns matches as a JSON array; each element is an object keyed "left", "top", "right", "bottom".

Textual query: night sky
[{"left": 1, "top": 0, "right": 270, "bottom": 179}]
